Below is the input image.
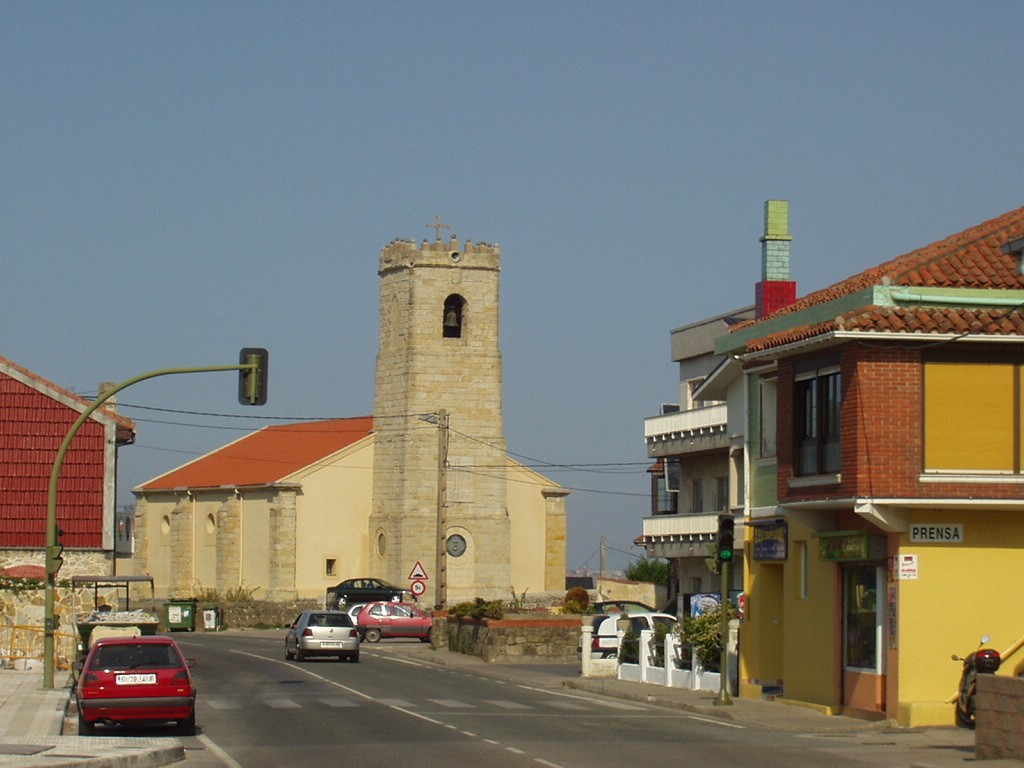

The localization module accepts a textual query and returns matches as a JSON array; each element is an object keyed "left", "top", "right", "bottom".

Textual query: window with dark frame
[
  {"left": 714, "top": 476, "right": 729, "bottom": 512},
  {"left": 652, "top": 471, "right": 676, "bottom": 514},
  {"left": 796, "top": 367, "right": 841, "bottom": 476},
  {"left": 690, "top": 478, "right": 704, "bottom": 515}
]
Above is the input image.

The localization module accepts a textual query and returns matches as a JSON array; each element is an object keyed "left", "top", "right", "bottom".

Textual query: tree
[{"left": 624, "top": 557, "right": 669, "bottom": 586}]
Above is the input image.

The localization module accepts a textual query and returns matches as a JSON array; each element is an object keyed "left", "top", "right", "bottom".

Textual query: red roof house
[{"left": 0, "top": 355, "right": 135, "bottom": 559}]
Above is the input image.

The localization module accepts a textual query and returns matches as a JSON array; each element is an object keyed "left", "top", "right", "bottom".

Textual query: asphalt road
[{"left": 104, "top": 631, "right": 914, "bottom": 768}]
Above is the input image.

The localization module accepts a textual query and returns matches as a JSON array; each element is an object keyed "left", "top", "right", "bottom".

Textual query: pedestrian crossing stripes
[{"left": 202, "top": 695, "right": 644, "bottom": 713}]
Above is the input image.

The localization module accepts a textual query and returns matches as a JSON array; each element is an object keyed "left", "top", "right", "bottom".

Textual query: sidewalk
[{"left": 0, "top": 668, "right": 182, "bottom": 768}]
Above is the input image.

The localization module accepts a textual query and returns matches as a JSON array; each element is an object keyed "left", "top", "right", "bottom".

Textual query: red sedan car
[
  {"left": 75, "top": 635, "right": 197, "bottom": 735},
  {"left": 355, "top": 601, "right": 433, "bottom": 643}
]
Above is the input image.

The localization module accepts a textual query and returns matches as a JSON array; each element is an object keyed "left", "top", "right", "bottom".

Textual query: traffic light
[
  {"left": 46, "top": 542, "right": 64, "bottom": 575},
  {"left": 238, "top": 347, "right": 269, "bottom": 406},
  {"left": 716, "top": 515, "right": 735, "bottom": 563}
]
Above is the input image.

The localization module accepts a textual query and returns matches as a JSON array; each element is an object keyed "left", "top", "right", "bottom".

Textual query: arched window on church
[{"left": 443, "top": 294, "right": 465, "bottom": 338}]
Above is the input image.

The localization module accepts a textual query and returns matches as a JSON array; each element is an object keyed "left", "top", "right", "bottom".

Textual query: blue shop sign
[{"left": 752, "top": 519, "right": 788, "bottom": 561}]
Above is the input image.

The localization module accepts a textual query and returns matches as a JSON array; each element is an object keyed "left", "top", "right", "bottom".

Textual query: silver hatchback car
[{"left": 285, "top": 610, "right": 360, "bottom": 662}]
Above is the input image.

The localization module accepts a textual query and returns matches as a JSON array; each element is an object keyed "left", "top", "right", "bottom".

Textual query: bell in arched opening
[{"left": 442, "top": 295, "right": 464, "bottom": 338}]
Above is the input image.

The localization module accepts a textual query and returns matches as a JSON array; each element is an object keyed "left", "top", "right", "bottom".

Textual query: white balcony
[
  {"left": 644, "top": 404, "right": 727, "bottom": 441},
  {"left": 643, "top": 513, "right": 721, "bottom": 540},
  {"left": 644, "top": 404, "right": 728, "bottom": 457},
  {"left": 640, "top": 512, "right": 745, "bottom": 560}
]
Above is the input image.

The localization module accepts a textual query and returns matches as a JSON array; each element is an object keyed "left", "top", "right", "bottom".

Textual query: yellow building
[{"left": 716, "top": 203, "right": 1024, "bottom": 725}]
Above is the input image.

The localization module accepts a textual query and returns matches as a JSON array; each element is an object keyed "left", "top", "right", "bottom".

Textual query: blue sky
[{"left": 4, "top": 2, "right": 1023, "bottom": 575}]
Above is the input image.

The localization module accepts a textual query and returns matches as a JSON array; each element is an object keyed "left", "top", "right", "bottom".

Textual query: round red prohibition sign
[{"left": 410, "top": 579, "right": 427, "bottom": 597}]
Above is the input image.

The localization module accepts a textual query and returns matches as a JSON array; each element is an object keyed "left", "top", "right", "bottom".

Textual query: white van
[{"left": 585, "top": 612, "right": 678, "bottom": 659}]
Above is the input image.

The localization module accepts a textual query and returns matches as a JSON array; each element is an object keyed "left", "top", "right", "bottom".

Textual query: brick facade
[{"left": 776, "top": 342, "right": 1024, "bottom": 503}]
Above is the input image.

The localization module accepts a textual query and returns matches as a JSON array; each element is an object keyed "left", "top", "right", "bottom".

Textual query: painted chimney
[{"left": 755, "top": 200, "right": 797, "bottom": 318}]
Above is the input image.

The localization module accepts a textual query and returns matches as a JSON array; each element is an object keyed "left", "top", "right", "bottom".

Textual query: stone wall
[
  {"left": 2, "top": 581, "right": 317, "bottom": 669},
  {"left": 0, "top": 579, "right": 134, "bottom": 668},
  {"left": 213, "top": 600, "right": 318, "bottom": 630},
  {"left": 437, "top": 614, "right": 581, "bottom": 663},
  {"left": 975, "top": 674, "right": 1024, "bottom": 760}
]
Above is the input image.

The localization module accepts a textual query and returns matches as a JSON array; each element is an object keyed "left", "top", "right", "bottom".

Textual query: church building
[{"left": 131, "top": 227, "right": 569, "bottom": 605}]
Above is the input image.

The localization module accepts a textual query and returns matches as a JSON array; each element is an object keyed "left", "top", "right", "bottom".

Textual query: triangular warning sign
[{"left": 408, "top": 561, "right": 428, "bottom": 580}]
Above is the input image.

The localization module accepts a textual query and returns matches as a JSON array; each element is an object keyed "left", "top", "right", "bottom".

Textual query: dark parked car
[
  {"left": 75, "top": 635, "right": 197, "bottom": 735},
  {"left": 285, "top": 610, "right": 360, "bottom": 662},
  {"left": 326, "top": 578, "right": 411, "bottom": 609}
]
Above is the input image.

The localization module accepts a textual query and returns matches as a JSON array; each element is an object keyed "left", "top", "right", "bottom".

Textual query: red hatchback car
[
  {"left": 75, "top": 635, "right": 197, "bottom": 735},
  {"left": 355, "top": 601, "right": 432, "bottom": 643}
]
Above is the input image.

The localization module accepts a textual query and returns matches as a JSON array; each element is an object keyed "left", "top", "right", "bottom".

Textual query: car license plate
[
  {"left": 320, "top": 642, "right": 342, "bottom": 648},
  {"left": 116, "top": 673, "right": 156, "bottom": 685}
]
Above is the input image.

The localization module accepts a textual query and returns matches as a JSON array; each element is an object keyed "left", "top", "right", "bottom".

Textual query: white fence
[{"left": 579, "top": 622, "right": 737, "bottom": 693}]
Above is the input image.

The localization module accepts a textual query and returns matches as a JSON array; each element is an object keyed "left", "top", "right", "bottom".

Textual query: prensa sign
[{"left": 910, "top": 524, "right": 963, "bottom": 543}]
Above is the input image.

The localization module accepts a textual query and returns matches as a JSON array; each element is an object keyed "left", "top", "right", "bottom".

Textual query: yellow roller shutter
[{"left": 924, "top": 362, "right": 1015, "bottom": 472}]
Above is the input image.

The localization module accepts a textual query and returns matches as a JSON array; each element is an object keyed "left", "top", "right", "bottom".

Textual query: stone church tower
[{"left": 369, "top": 223, "right": 510, "bottom": 605}]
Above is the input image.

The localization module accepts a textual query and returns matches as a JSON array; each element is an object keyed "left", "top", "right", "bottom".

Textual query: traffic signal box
[
  {"left": 717, "top": 515, "right": 735, "bottom": 563},
  {"left": 238, "top": 348, "right": 269, "bottom": 405}
]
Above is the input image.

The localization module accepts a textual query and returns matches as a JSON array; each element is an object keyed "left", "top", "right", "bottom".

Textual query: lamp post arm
[{"left": 43, "top": 362, "right": 257, "bottom": 689}]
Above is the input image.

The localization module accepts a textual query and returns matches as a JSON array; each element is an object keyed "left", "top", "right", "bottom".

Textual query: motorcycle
[{"left": 951, "top": 635, "right": 1001, "bottom": 728}]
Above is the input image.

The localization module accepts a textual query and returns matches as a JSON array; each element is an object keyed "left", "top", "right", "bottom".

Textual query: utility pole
[
  {"left": 600, "top": 534, "right": 607, "bottom": 578},
  {"left": 714, "top": 556, "right": 733, "bottom": 706},
  {"left": 433, "top": 409, "right": 450, "bottom": 609}
]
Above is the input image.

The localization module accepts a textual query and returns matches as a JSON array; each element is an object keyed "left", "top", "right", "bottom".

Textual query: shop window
[
  {"left": 795, "top": 366, "right": 841, "bottom": 475},
  {"left": 843, "top": 565, "right": 883, "bottom": 673}
]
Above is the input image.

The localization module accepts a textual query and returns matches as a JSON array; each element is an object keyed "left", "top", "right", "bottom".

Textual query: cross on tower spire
[{"left": 427, "top": 214, "right": 451, "bottom": 242}]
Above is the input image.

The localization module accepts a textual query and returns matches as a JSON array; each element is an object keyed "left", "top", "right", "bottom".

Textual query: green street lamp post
[{"left": 43, "top": 352, "right": 268, "bottom": 688}]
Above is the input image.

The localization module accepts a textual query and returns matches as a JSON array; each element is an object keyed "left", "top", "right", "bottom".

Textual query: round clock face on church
[{"left": 446, "top": 534, "right": 467, "bottom": 557}]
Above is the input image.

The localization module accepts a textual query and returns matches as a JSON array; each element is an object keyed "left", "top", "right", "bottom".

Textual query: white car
[{"left": 585, "top": 612, "right": 678, "bottom": 659}]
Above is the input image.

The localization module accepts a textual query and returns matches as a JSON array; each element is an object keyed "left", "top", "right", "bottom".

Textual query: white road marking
[
  {"left": 265, "top": 698, "right": 301, "bottom": 709},
  {"left": 484, "top": 700, "right": 532, "bottom": 709},
  {"left": 376, "top": 698, "right": 416, "bottom": 707},
  {"left": 428, "top": 698, "right": 474, "bottom": 708},
  {"left": 319, "top": 698, "right": 359, "bottom": 708},
  {"left": 685, "top": 714, "right": 746, "bottom": 729},
  {"left": 197, "top": 733, "right": 244, "bottom": 768}
]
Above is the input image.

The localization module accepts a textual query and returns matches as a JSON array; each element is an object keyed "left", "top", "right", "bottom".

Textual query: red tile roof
[
  {"left": 738, "top": 205, "right": 1024, "bottom": 352},
  {"left": 0, "top": 354, "right": 135, "bottom": 431},
  {"left": 139, "top": 417, "right": 374, "bottom": 490}
]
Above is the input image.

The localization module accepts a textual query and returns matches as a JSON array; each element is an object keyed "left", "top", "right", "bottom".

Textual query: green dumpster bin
[{"left": 164, "top": 599, "right": 198, "bottom": 632}]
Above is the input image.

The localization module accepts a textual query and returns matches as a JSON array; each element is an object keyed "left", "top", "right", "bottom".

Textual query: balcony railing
[
  {"left": 644, "top": 403, "right": 727, "bottom": 442},
  {"left": 643, "top": 512, "right": 721, "bottom": 539}
]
